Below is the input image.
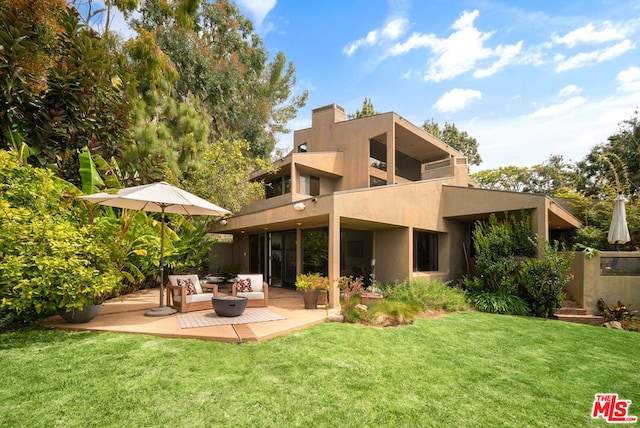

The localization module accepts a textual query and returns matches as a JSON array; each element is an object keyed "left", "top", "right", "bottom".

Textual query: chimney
[{"left": 312, "top": 104, "right": 346, "bottom": 129}]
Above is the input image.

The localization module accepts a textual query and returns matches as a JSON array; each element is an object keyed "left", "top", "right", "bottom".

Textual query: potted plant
[
  {"left": 296, "top": 273, "right": 328, "bottom": 309},
  {"left": 54, "top": 270, "right": 123, "bottom": 323}
]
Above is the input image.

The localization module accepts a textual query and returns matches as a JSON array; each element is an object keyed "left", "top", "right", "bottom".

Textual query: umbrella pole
[{"left": 145, "top": 206, "right": 177, "bottom": 316}]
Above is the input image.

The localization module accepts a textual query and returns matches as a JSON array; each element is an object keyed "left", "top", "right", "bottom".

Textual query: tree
[
  {"left": 471, "top": 155, "right": 578, "bottom": 195},
  {"left": 0, "top": 2, "right": 135, "bottom": 184},
  {"left": 422, "top": 119, "right": 482, "bottom": 166},
  {"left": 133, "top": 0, "right": 307, "bottom": 158},
  {"left": 348, "top": 98, "right": 379, "bottom": 119},
  {"left": 71, "top": 0, "right": 139, "bottom": 35},
  {"left": 470, "top": 166, "right": 531, "bottom": 192},
  {"left": 185, "top": 138, "right": 275, "bottom": 213},
  {"left": 576, "top": 111, "right": 640, "bottom": 197}
]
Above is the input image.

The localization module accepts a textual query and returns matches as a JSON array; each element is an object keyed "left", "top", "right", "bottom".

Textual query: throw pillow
[
  {"left": 178, "top": 278, "right": 198, "bottom": 295},
  {"left": 236, "top": 277, "right": 253, "bottom": 293}
]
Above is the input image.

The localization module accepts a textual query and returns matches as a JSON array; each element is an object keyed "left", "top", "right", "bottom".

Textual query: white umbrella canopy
[
  {"left": 78, "top": 181, "right": 231, "bottom": 216},
  {"left": 78, "top": 181, "right": 231, "bottom": 316},
  {"left": 607, "top": 192, "right": 631, "bottom": 247}
]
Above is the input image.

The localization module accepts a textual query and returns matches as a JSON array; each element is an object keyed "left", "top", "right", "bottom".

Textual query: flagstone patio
[{"left": 44, "top": 287, "right": 328, "bottom": 343}]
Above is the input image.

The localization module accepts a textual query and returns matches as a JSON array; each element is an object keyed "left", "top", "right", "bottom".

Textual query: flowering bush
[
  {"left": 336, "top": 276, "right": 366, "bottom": 322},
  {"left": 337, "top": 275, "right": 364, "bottom": 300}
]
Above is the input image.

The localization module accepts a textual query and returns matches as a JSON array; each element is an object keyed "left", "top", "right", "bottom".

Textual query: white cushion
[
  {"left": 237, "top": 291, "right": 265, "bottom": 301},
  {"left": 168, "top": 274, "right": 203, "bottom": 294},
  {"left": 236, "top": 274, "right": 263, "bottom": 292},
  {"left": 173, "top": 293, "right": 212, "bottom": 303}
]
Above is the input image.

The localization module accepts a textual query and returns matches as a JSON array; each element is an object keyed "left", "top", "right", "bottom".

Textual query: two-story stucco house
[{"left": 211, "top": 103, "right": 581, "bottom": 307}]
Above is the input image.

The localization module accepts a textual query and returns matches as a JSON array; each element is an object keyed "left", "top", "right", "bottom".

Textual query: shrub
[
  {"left": 598, "top": 299, "right": 638, "bottom": 331},
  {"left": 0, "top": 151, "right": 124, "bottom": 325},
  {"left": 371, "top": 300, "right": 419, "bottom": 326},
  {"left": 295, "top": 273, "right": 328, "bottom": 291},
  {"left": 468, "top": 292, "right": 531, "bottom": 316},
  {"left": 465, "top": 213, "right": 535, "bottom": 294},
  {"left": 384, "top": 279, "right": 468, "bottom": 311},
  {"left": 341, "top": 301, "right": 369, "bottom": 324},
  {"left": 340, "top": 278, "right": 468, "bottom": 325},
  {"left": 337, "top": 276, "right": 365, "bottom": 322},
  {"left": 465, "top": 212, "right": 573, "bottom": 319},
  {"left": 518, "top": 245, "right": 572, "bottom": 318}
]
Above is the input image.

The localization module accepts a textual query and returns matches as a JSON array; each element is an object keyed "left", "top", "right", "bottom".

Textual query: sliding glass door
[{"left": 269, "top": 230, "right": 297, "bottom": 288}]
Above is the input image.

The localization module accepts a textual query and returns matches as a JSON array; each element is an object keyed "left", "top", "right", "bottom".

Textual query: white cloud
[
  {"left": 423, "top": 10, "right": 494, "bottom": 82},
  {"left": 555, "top": 39, "right": 635, "bottom": 72},
  {"left": 558, "top": 84, "right": 582, "bottom": 97},
  {"left": 552, "top": 21, "right": 634, "bottom": 47},
  {"left": 464, "top": 92, "right": 640, "bottom": 171},
  {"left": 528, "top": 97, "right": 587, "bottom": 118},
  {"left": 389, "top": 32, "right": 436, "bottom": 55},
  {"left": 617, "top": 66, "right": 640, "bottom": 91},
  {"left": 390, "top": 10, "right": 523, "bottom": 82},
  {"left": 382, "top": 17, "right": 407, "bottom": 39},
  {"left": 344, "top": 18, "right": 410, "bottom": 56},
  {"left": 236, "top": 0, "right": 277, "bottom": 28},
  {"left": 433, "top": 88, "right": 482, "bottom": 113},
  {"left": 474, "top": 41, "right": 523, "bottom": 78}
]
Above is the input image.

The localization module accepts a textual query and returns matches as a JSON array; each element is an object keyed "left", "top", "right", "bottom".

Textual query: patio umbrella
[
  {"left": 78, "top": 181, "right": 231, "bottom": 316},
  {"left": 607, "top": 192, "right": 631, "bottom": 249}
]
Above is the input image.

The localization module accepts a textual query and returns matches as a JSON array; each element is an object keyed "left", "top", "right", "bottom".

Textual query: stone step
[
  {"left": 555, "top": 306, "right": 588, "bottom": 315},
  {"left": 555, "top": 314, "right": 604, "bottom": 327}
]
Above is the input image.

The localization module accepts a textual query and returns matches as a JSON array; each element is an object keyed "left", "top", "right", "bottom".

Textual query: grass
[{"left": 1, "top": 312, "right": 639, "bottom": 427}]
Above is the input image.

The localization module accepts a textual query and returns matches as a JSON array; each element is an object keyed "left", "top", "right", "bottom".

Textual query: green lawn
[{"left": 1, "top": 312, "right": 638, "bottom": 427}]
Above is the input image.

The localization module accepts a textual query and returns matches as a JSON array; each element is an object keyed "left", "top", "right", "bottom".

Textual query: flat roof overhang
[
  {"left": 441, "top": 185, "right": 582, "bottom": 230},
  {"left": 393, "top": 118, "right": 461, "bottom": 164},
  {"left": 249, "top": 151, "right": 344, "bottom": 182}
]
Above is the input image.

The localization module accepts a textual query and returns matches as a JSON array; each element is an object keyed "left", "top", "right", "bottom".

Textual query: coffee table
[{"left": 211, "top": 295, "right": 248, "bottom": 317}]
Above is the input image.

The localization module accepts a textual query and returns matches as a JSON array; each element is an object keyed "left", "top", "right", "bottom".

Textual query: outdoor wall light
[
  {"left": 293, "top": 202, "right": 306, "bottom": 211},
  {"left": 220, "top": 219, "right": 228, "bottom": 225}
]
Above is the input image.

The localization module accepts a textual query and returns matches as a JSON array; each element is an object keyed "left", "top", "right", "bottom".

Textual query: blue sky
[{"left": 108, "top": 1, "right": 640, "bottom": 171}]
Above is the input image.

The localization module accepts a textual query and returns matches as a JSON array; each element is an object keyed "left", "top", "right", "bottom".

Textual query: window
[
  {"left": 300, "top": 174, "right": 320, "bottom": 196},
  {"left": 414, "top": 231, "right": 438, "bottom": 271},
  {"left": 298, "top": 143, "right": 307, "bottom": 153},
  {"left": 266, "top": 174, "right": 291, "bottom": 199},
  {"left": 600, "top": 257, "right": 640, "bottom": 276},
  {"left": 302, "top": 228, "right": 328, "bottom": 276},
  {"left": 369, "top": 139, "right": 387, "bottom": 171},
  {"left": 370, "top": 176, "right": 386, "bottom": 187},
  {"left": 284, "top": 174, "right": 291, "bottom": 194}
]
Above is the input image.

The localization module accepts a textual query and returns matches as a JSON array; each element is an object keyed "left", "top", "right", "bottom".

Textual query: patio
[{"left": 44, "top": 287, "right": 328, "bottom": 343}]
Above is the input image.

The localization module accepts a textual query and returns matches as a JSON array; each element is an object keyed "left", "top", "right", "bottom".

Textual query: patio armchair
[
  {"left": 166, "top": 274, "right": 218, "bottom": 313},
  {"left": 232, "top": 274, "right": 269, "bottom": 307}
]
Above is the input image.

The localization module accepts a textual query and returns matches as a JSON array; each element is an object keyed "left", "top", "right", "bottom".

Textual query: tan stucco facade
[
  {"left": 564, "top": 251, "right": 640, "bottom": 315},
  {"left": 211, "top": 104, "right": 582, "bottom": 307}
]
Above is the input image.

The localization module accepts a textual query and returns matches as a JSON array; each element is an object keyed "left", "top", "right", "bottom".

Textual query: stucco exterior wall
[
  {"left": 565, "top": 251, "right": 640, "bottom": 315},
  {"left": 375, "top": 227, "right": 411, "bottom": 283},
  {"left": 212, "top": 103, "right": 582, "bottom": 309},
  {"left": 334, "top": 178, "right": 451, "bottom": 231}
]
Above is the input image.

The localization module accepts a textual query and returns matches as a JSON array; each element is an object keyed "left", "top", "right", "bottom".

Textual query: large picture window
[
  {"left": 414, "top": 231, "right": 438, "bottom": 272},
  {"left": 266, "top": 174, "right": 291, "bottom": 199},
  {"left": 302, "top": 228, "right": 328, "bottom": 276}
]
